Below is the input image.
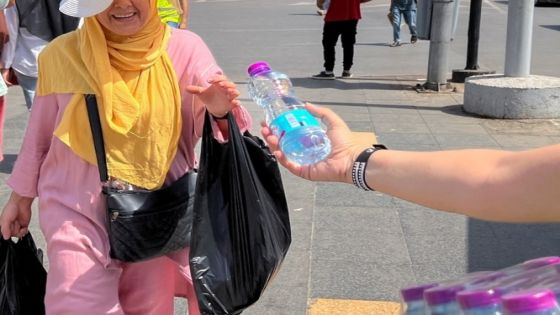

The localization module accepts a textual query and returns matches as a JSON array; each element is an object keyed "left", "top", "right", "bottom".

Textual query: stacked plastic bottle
[
  {"left": 401, "top": 283, "right": 438, "bottom": 315},
  {"left": 247, "top": 61, "right": 331, "bottom": 165},
  {"left": 399, "top": 256, "right": 560, "bottom": 315},
  {"left": 502, "top": 289, "right": 560, "bottom": 315}
]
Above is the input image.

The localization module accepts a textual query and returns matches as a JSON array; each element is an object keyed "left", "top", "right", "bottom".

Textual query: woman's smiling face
[{"left": 95, "top": 0, "right": 153, "bottom": 36}]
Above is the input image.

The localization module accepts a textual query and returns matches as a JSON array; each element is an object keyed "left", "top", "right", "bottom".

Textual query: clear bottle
[
  {"left": 400, "top": 283, "right": 438, "bottom": 315},
  {"left": 499, "top": 257, "right": 560, "bottom": 276},
  {"left": 247, "top": 61, "right": 331, "bottom": 165},
  {"left": 457, "top": 288, "right": 503, "bottom": 315},
  {"left": 532, "top": 275, "right": 560, "bottom": 301},
  {"left": 501, "top": 289, "right": 560, "bottom": 315},
  {"left": 424, "top": 284, "right": 465, "bottom": 315}
]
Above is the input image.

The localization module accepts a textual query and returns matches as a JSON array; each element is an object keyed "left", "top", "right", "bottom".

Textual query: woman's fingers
[{"left": 185, "top": 85, "right": 205, "bottom": 95}]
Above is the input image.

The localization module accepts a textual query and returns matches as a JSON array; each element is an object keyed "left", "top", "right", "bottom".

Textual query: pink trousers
[{"left": 39, "top": 202, "right": 201, "bottom": 315}]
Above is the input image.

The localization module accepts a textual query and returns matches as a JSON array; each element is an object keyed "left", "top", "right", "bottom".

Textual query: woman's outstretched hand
[
  {"left": 261, "top": 103, "right": 375, "bottom": 184},
  {"left": 186, "top": 74, "right": 241, "bottom": 118}
]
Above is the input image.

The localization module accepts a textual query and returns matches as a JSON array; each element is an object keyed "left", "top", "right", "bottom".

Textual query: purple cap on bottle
[
  {"left": 523, "top": 256, "right": 560, "bottom": 269},
  {"left": 457, "top": 289, "right": 501, "bottom": 310},
  {"left": 424, "top": 284, "right": 465, "bottom": 306},
  {"left": 247, "top": 61, "right": 271, "bottom": 77},
  {"left": 401, "top": 283, "right": 438, "bottom": 302},
  {"left": 502, "top": 289, "right": 558, "bottom": 313}
]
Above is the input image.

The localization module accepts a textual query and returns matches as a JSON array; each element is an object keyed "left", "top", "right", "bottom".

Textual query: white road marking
[{"left": 483, "top": 0, "right": 507, "bottom": 14}]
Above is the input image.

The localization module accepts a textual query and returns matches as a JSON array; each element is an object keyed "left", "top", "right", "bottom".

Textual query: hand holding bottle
[{"left": 261, "top": 103, "right": 374, "bottom": 183}]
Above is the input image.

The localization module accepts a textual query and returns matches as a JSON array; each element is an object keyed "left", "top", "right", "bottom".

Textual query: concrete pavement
[{"left": 1, "top": 1, "right": 560, "bottom": 314}]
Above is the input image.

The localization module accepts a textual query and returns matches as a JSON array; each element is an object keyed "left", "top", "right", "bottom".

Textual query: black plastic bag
[
  {"left": 0, "top": 233, "right": 47, "bottom": 315},
  {"left": 189, "top": 113, "right": 292, "bottom": 315}
]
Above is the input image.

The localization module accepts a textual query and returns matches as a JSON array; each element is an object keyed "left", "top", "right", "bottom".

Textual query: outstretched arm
[{"left": 262, "top": 103, "right": 560, "bottom": 223}]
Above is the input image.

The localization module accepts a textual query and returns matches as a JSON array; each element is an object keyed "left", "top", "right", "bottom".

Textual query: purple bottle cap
[
  {"left": 457, "top": 289, "right": 501, "bottom": 310},
  {"left": 400, "top": 283, "right": 438, "bottom": 302},
  {"left": 523, "top": 256, "right": 560, "bottom": 269},
  {"left": 502, "top": 288, "right": 558, "bottom": 313},
  {"left": 248, "top": 61, "right": 271, "bottom": 77},
  {"left": 424, "top": 284, "right": 465, "bottom": 306}
]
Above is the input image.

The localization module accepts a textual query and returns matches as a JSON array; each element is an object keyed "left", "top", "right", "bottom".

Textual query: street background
[{"left": 0, "top": 0, "right": 559, "bottom": 314}]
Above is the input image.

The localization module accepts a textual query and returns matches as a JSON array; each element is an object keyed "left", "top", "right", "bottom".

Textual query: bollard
[
  {"left": 424, "top": 0, "right": 454, "bottom": 91},
  {"left": 504, "top": 0, "right": 534, "bottom": 77}
]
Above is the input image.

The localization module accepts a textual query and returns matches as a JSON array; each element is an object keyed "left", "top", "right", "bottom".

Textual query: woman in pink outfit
[{"left": 0, "top": 0, "right": 252, "bottom": 314}]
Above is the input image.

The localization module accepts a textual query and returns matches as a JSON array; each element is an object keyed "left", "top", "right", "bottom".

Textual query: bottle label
[{"left": 271, "top": 109, "right": 321, "bottom": 139}]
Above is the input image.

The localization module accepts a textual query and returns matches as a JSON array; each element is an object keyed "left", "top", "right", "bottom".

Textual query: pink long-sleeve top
[{"left": 6, "top": 29, "right": 252, "bottom": 267}]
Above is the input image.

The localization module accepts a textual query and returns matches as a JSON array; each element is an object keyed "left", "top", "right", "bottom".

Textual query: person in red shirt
[{"left": 312, "top": 0, "right": 369, "bottom": 80}]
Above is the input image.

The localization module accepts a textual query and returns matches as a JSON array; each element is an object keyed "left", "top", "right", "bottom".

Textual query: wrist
[
  {"left": 9, "top": 191, "right": 33, "bottom": 206},
  {"left": 350, "top": 144, "right": 387, "bottom": 190}
]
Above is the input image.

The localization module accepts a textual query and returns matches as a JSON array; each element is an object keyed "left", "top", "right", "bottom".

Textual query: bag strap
[{"left": 84, "top": 94, "right": 109, "bottom": 182}]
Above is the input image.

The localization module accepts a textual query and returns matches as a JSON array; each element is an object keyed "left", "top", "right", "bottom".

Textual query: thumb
[
  {"left": 186, "top": 85, "right": 206, "bottom": 95},
  {"left": 305, "top": 103, "right": 348, "bottom": 131}
]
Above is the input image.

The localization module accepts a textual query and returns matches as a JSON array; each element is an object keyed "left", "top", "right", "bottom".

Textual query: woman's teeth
[{"left": 114, "top": 12, "right": 135, "bottom": 18}]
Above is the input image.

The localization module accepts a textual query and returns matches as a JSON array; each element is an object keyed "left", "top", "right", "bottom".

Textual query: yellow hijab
[{"left": 37, "top": 0, "right": 182, "bottom": 190}]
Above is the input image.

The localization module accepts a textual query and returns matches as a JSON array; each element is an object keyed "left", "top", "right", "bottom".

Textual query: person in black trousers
[{"left": 312, "top": 0, "right": 369, "bottom": 80}]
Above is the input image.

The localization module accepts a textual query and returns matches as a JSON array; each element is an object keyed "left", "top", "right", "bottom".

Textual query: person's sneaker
[
  {"left": 390, "top": 41, "right": 401, "bottom": 47},
  {"left": 411, "top": 35, "right": 418, "bottom": 44},
  {"left": 312, "top": 71, "right": 335, "bottom": 80},
  {"left": 341, "top": 70, "right": 352, "bottom": 78}
]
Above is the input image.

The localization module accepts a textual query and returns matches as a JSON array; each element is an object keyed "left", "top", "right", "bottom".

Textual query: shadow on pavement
[
  {"left": 356, "top": 42, "right": 393, "bottom": 47},
  {"left": 541, "top": 25, "right": 560, "bottom": 32},
  {"left": 0, "top": 154, "right": 17, "bottom": 174},
  {"left": 291, "top": 77, "right": 409, "bottom": 91},
  {"left": 468, "top": 219, "right": 560, "bottom": 272}
]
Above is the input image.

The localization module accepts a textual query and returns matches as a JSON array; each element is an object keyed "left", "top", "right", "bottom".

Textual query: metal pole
[
  {"left": 504, "top": 0, "right": 534, "bottom": 77},
  {"left": 465, "top": 0, "right": 482, "bottom": 70},
  {"left": 425, "top": 0, "right": 454, "bottom": 90},
  {"left": 450, "top": 0, "right": 494, "bottom": 83}
]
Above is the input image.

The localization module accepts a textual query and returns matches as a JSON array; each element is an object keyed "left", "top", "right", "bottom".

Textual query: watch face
[{"left": 0, "top": 0, "right": 9, "bottom": 9}]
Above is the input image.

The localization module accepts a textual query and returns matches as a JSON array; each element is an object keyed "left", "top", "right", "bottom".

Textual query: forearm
[
  {"left": 181, "top": 0, "right": 189, "bottom": 17},
  {"left": 180, "top": 0, "right": 189, "bottom": 27},
  {"left": 365, "top": 145, "right": 560, "bottom": 222}
]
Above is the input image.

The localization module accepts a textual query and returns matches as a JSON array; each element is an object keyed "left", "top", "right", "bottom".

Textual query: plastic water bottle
[
  {"left": 532, "top": 275, "right": 560, "bottom": 301},
  {"left": 424, "top": 284, "right": 465, "bottom": 315},
  {"left": 247, "top": 61, "right": 331, "bottom": 165},
  {"left": 400, "top": 283, "right": 438, "bottom": 315},
  {"left": 501, "top": 289, "right": 560, "bottom": 315},
  {"left": 500, "top": 257, "right": 560, "bottom": 276},
  {"left": 457, "top": 289, "right": 503, "bottom": 315}
]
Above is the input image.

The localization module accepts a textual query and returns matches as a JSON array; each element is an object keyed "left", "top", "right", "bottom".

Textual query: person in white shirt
[{"left": 1, "top": 0, "right": 79, "bottom": 110}]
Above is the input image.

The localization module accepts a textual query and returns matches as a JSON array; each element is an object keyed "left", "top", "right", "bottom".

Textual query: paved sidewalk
[
  {"left": 1, "top": 1, "right": 560, "bottom": 314},
  {"left": 3, "top": 75, "right": 560, "bottom": 314}
]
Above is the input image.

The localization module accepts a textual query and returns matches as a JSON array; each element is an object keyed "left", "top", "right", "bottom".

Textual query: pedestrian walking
[
  {"left": 389, "top": 0, "right": 418, "bottom": 47},
  {"left": 0, "top": 0, "right": 251, "bottom": 314},
  {"left": 1, "top": 0, "right": 80, "bottom": 110},
  {"left": 312, "top": 0, "right": 370, "bottom": 80}
]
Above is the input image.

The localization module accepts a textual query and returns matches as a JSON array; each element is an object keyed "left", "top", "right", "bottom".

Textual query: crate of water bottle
[{"left": 400, "top": 256, "right": 560, "bottom": 315}]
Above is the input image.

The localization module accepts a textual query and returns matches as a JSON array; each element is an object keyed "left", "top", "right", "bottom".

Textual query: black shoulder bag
[{"left": 85, "top": 94, "right": 196, "bottom": 262}]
